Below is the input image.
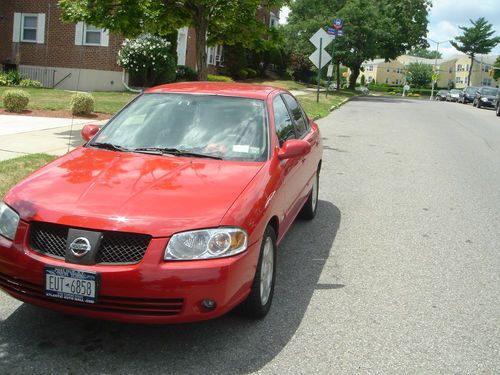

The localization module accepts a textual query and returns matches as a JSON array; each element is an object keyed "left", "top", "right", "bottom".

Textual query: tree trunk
[
  {"left": 194, "top": 13, "right": 208, "bottom": 81},
  {"left": 348, "top": 64, "right": 361, "bottom": 89},
  {"left": 467, "top": 55, "right": 474, "bottom": 87}
]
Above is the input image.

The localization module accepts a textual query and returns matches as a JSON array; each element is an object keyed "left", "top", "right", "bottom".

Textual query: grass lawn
[
  {"left": 0, "top": 80, "right": 357, "bottom": 119},
  {"left": 0, "top": 154, "right": 57, "bottom": 198},
  {"left": 0, "top": 87, "right": 137, "bottom": 115},
  {"left": 298, "top": 89, "right": 357, "bottom": 119}
]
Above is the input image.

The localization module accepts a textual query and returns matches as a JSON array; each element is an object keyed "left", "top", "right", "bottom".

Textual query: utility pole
[{"left": 427, "top": 38, "right": 449, "bottom": 100}]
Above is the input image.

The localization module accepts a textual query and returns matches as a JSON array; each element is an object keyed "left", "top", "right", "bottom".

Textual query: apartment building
[{"left": 357, "top": 54, "right": 499, "bottom": 89}]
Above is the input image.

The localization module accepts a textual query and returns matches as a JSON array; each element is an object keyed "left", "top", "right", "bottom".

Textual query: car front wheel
[
  {"left": 477, "top": 100, "right": 482, "bottom": 109},
  {"left": 496, "top": 102, "right": 500, "bottom": 117},
  {"left": 238, "top": 226, "right": 277, "bottom": 319}
]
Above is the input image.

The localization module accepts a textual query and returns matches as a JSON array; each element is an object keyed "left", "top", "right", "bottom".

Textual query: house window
[
  {"left": 368, "top": 65, "right": 373, "bottom": 71},
  {"left": 455, "top": 77, "right": 461, "bottom": 83},
  {"left": 368, "top": 76, "right": 373, "bottom": 83},
  {"left": 84, "top": 24, "right": 102, "bottom": 45},
  {"left": 385, "top": 78, "right": 389, "bottom": 84},
  {"left": 448, "top": 67, "right": 453, "bottom": 73},
  {"left": 22, "top": 14, "right": 38, "bottom": 42},
  {"left": 208, "top": 46, "right": 216, "bottom": 65},
  {"left": 386, "top": 68, "right": 390, "bottom": 72},
  {"left": 464, "top": 76, "right": 468, "bottom": 84},
  {"left": 75, "top": 22, "right": 109, "bottom": 47}
]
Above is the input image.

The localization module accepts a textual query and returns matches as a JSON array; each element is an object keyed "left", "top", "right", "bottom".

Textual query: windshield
[
  {"left": 90, "top": 93, "right": 268, "bottom": 161},
  {"left": 482, "top": 88, "right": 497, "bottom": 96},
  {"left": 465, "top": 87, "right": 477, "bottom": 93}
]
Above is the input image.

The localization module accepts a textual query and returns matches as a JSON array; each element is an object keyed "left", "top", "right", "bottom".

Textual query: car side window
[
  {"left": 273, "top": 95, "right": 295, "bottom": 146},
  {"left": 283, "top": 94, "right": 308, "bottom": 137}
]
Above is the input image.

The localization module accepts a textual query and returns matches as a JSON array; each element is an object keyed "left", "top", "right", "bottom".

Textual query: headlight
[
  {"left": 165, "top": 227, "right": 248, "bottom": 260},
  {"left": 0, "top": 202, "right": 20, "bottom": 241},
  {"left": 481, "top": 97, "right": 488, "bottom": 102}
]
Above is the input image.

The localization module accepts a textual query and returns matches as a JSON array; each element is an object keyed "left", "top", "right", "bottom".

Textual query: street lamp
[{"left": 427, "top": 38, "right": 449, "bottom": 100}]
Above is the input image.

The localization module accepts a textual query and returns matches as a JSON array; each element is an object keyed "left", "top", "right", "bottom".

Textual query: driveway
[{"left": 0, "top": 115, "right": 106, "bottom": 161}]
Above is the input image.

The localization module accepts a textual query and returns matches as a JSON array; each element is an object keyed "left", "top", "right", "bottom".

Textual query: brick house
[{"left": 0, "top": 1, "right": 279, "bottom": 92}]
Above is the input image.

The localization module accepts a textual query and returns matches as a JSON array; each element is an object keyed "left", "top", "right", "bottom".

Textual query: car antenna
[{"left": 67, "top": 23, "right": 85, "bottom": 152}]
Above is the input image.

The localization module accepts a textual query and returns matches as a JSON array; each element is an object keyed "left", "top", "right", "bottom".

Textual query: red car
[{"left": 0, "top": 82, "right": 323, "bottom": 323}]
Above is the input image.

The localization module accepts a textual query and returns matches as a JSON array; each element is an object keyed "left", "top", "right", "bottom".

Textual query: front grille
[
  {"left": 0, "top": 272, "right": 184, "bottom": 316},
  {"left": 29, "top": 222, "right": 151, "bottom": 265}
]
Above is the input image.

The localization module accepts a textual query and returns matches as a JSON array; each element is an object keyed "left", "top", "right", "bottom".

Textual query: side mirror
[
  {"left": 278, "top": 139, "right": 311, "bottom": 160},
  {"left": 81, "top": 124, "right": 100, "bottom": 142}
]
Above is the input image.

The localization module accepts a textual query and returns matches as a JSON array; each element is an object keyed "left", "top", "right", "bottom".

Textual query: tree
[
  {"left": 58, "top": 0, "right": 284, "bottom": 81},
  {"left": 407, "top": 47, "right": 442, "bottom": 59},
  {"left": 284, "top": 0, "right": 430, "bottom": 89},
  {"left": 406, "top": 62, "right": 432, "bottom": 88},
  {"left": 450, "top": 17, "right": 500, "bottom": 86},
  {"left": 493, "top": 56, "right": 500, "bottom": 81}
]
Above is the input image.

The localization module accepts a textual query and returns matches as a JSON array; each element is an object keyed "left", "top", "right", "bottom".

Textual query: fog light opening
[{"left": 201, "top": 299, "right": 217, "bottom": 312}]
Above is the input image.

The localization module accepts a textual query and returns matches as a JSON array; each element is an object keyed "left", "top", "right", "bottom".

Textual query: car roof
[{"left": 145, "top": 82, "right": 285, "bottom": 99}]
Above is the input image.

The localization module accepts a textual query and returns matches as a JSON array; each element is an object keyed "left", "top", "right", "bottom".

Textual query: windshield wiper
[
  {"left": 91, "top": 142, "right": 130, "bottom": 152},
  {"left": 132, "top": 147, "right": 223, "bottom": 160}
]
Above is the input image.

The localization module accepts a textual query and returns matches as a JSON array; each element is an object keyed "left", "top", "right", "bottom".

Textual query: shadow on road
[
  {"left": 354, "top": 95, "right": 423, "bottom": 104},
  {"left": 0, "top": 201, "right": 341, "bottom": 374}
]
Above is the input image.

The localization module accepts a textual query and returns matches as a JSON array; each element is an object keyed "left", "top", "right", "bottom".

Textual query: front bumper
[{"left": 0, "top": 221, "right": 260, "bottom": 324}]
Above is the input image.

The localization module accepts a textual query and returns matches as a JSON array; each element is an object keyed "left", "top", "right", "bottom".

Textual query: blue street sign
[
  {"left": 337, "top": 29, "right": 344, "bottom": 37},
  {"left": 333, "top": 18, "right": 343, "bottom": 29},
  {"left": 327, "top": 28, "right": 337, "bottom": 36}
]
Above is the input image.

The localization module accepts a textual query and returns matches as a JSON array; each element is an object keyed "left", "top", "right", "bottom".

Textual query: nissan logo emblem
[{"left": 69, "top": 237, "right": 92, "bottom": 258}]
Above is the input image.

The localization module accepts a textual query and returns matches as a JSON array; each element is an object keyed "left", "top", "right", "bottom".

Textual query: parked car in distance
[
  {"left": 446, "top": 89, "right": 461, "bottom": 102},
  {"left": 496, "top": 89, "right": 500, "bottom": 116},
  {"left": 458, "top": 86, "right": 478, "bottom": 104},
  {"left": 435, "top": 90, "right": 448, "bottom": 101},
  {"left": 473, "top": 86, "right": 498, "bottom": 109},
  {"left": 0, "top": 82, "right": 323, "bottom": 324}
]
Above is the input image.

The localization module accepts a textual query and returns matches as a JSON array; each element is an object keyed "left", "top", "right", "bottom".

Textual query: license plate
[{"left": 45, "top": 267, "right": 98, "bottom": 304}]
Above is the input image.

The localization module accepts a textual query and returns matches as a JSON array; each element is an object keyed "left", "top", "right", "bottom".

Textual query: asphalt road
[{"left": 1, "top": 96, "right": 499, "bottom": 374}]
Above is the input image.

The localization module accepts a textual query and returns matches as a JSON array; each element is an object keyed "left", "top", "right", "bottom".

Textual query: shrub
[
  {"left": 245, "top": 68, "right": 257, "bottom": 79},
  {"left": 5, "top": 70, "right": 23, "bottom": 86},
  {"left": 118, "top": 35, "right": 176, "bottom": 86},
  {"left": 0, "top": 73, "right": 7, "bottom": 86},
  {"left": 2, "top": 89, "right": 30, "bottom": 112},
  {"left": 19, "top": 79, "right": 42, "bottom": 87},
  {"left": 207, "top": 74, "right": 233, "bottom": 82},
  {"left": 237, "top": 69, "right": 248, "bottom": 80},
  {"left": 176, "top": 65, "right": 198, "bottom": 81},
  {"left": 70, "top": 92, "right": 94, "bottom": 115}
]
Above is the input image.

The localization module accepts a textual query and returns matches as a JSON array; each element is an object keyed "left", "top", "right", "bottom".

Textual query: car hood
[
  {"left": 481, "top": 95, "right": 496, "bottom": 100},
  {"left": 5, "top": 148, "right": 264, "bottom": 237}
]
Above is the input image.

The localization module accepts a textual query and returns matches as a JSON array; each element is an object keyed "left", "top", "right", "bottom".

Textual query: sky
[{"left": 279, "top": 0, "right": 500, "bottom": 58}]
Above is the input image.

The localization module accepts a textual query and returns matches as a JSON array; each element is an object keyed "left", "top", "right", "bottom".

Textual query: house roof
[{"left": 361, "top": 59, "right": 386, "bottom": 66}]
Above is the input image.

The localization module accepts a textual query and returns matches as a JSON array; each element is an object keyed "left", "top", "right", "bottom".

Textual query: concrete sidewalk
[
  {"left": 0, "top": 115, "right": 93, "bottom": 136},
  {"left": 0, "top": 115, "right": 107, "bottom": 161}
]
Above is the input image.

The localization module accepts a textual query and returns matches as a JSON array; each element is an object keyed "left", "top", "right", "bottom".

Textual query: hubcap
[
  {"left": 311, "top": 174, "right": 318, "bottom": 212},
  {"left": 260, "top": 237, "right": 274, "bottom": 305}
]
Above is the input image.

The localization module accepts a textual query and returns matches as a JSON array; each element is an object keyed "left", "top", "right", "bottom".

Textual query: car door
[
  {"left": 272, "top": 94, "right": 302, "bottom": 230},
  {"left": 281, "top": 93, "right": 318, "bottom": 219}
]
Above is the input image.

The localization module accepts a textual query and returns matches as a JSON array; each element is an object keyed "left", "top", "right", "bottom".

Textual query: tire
[
  {"left": 299, "top": 170, "right": 319, "bottom": 220},
  {"left": 477, "top": 100, "right": 482, "bottom": 109},
  {"left": 496, "top": 102, "right": 500, "bottom": 117},
  {"left": 473, "top": 99, "right": 477, "bottom": 107},
  {"left": 238, "top": 226, "right": 277, "bottom": 319}
]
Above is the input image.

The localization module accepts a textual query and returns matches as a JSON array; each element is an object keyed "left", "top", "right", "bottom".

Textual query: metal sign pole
[{"left": 317, "top": 37, "right": 322, "bottom": 103}]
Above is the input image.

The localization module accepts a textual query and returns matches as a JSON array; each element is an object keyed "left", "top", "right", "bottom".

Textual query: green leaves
[
  {"left": 406, "top": 62, "right": 433, "bottom": 88},
  {"left": 450, "top": 17, "right": 500, "bottom": 57}
]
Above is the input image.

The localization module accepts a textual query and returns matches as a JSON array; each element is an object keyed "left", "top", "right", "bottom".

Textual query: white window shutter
[
  {"left": 101, "top": 29, "right": 109, "bottom": 47},
  {"left": 37, "top": 13, "right": 46, "bottom": 44},
  {"left": 13, "top": 13, "right": 21, "bottom": 42},
  {"left": 75, "top": 22, "right": 84, "bottom": 45}
]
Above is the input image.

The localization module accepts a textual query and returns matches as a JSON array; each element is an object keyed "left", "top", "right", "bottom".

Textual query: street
[{"left": 1, "top": 96, "right": 499, "bottom": 374}]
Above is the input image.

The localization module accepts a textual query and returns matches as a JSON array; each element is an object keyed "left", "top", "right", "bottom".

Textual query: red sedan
[{"left": 0, "top": 82, "right": 323, "bottom": 323}]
